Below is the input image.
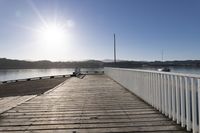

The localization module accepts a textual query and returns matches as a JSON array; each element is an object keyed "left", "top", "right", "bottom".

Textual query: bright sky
[{"left": 0, "top": 0, "right": 200, "bottom": 61}]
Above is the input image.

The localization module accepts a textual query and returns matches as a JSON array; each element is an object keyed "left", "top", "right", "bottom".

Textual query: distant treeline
[
  {"left": 0, "top": 58, "right": 103, "bottom": 69},
  {"left": 1, "top": 58, "right": 200, "bottom": 69},
  {"left": 105, "top": 60, "right": 200, "bottom": 68}
]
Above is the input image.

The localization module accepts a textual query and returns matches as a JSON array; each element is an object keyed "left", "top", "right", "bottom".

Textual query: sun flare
[
  {"left": 34, "top": 21, "right": 72, "bottom": 54},
  {"left": 39, "top": 23, "right": 67, "bottom": 44}
]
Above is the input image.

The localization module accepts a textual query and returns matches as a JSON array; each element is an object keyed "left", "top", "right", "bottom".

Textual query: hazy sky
[{"left": 0, "top": 0, "right": 200, "bottom": 61}]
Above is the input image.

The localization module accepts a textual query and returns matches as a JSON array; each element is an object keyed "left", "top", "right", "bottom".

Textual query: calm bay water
[
  {"left": 0, "top": 68, "right": 74, "bottom": 81},
  {"left": 0, "top": 68, "right": 102, "bottom": 81},
  {"left": 1, "top": 67, "right": 200, "bottom": 81}
]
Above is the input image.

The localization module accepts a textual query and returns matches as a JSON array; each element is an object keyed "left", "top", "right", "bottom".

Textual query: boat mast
[{"left": 114, "top": 33, "right": 116, "bottom": 64}]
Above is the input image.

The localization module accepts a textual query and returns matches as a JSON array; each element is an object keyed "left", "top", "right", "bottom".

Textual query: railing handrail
[{"left": 105, "top": 67, "right": 200, "bottom": 79}]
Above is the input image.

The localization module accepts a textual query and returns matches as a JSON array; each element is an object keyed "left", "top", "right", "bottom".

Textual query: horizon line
[{"left": 1, "top": 57, "right": 200, "bottom": 63}]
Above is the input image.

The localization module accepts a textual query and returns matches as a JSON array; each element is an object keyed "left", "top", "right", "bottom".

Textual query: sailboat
[
  {"left": 158, "top": 67, "right": 170, "bottom": 72},
  {"left": 157, "top": 50, "right": 170, "bottom": 72}
]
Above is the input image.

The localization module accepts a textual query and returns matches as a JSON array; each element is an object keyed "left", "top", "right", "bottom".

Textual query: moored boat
[{"left": 158, "top": 67, "right": 170, "bottom": 72}]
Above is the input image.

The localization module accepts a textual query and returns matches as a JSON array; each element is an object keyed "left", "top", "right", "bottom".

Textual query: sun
[
  {"left": 39, "top": 23, "right": 67, "bottom": 45},
  {"left": 34, "top": 19, "right": 74, "bottom": 55},
  {"left": 35, "top": 22, "right": 71, "bottom": 54}
]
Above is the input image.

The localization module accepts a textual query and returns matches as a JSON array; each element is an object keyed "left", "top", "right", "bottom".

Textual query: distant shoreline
[{"left": 1, "top": 58, "right": 200, "bottom": 69}]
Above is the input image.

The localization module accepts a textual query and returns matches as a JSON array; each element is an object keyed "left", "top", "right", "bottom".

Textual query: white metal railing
[{"left": 104, "top": 67, "right": 200, "bottom": 133}]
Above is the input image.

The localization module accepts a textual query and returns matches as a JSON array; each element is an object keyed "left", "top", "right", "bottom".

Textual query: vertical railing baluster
[
  {"left": 150, "top": 72, "right": 152, "bottom": 105},
  {"left": 176, "top": 76, "right": 181, "bottom": 124},
  {"left": 141, "top": 72, "right": 143, "bottom": 98},
  {"left": 163, "top": 74, "right": 166, "bottom": 115},
  {"left": 161, "top": 74, "right": 165, "bottom": 113},
  {"left": 185, "top": 77, "right": 192, "bottom": 131},
  {"left": 152, "top": 72, "right": 154, "bottom": 106},
  {"left": 149, "top": 72, "right": 151, "bottom": 103},
  {"left": 147, "top": 73, "right": 149, "bottom": 102},
  {"left": 191, "top": 78, "right": 198, "bottom": 133},
  {"left": 164, "top": 74, "right": 168, "bottom": 116},
  {"left": 153, "top": 73, "right": 156, "bottom": 107},
  {"left": 156, "top": 73, "right": 159, "bottom": 110},
  {"left": 159, "top": 73, "right": 162, "bottom": 111},
  {"left": 143, "top": 72, "right": 145, "bottom": 99},
  {"left": 180, "top": 76, "right": 186, "bottom": 127},
  {"left": 172, "top": 75, "right": 176, "bottom": 121},
  {"left": 145, "top": 72, "right": 147, "bottom": 98},
  {"left": 138, "top": 72, "right": 141, "bottom": 97},
  {"left": 151, "top": 73, "right": 153, "bottom": 106},
  {"left": 168, "top": 74, "right": 172, "bottom": 119},
  {"left": 198, "top": 79, "right": 200, "bottom": 133},
  {"left": 152, "top": 73, "right": 154, "bottom": 106}
]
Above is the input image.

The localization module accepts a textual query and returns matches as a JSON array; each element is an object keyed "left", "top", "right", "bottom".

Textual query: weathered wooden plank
[
  {"left": 0, "top": 118, "right": 171, "bottom": 126},
  {"left": 0, "top": 95, "right": 36, "bottom": 114},
  {"left": 2, "top": 111, "right": 159, "bottom": 117},
  {"left": 7, "top": 108, "right": 154, "bottom": 113}
]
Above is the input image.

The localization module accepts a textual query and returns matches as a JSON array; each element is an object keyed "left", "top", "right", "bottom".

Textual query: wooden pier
[{"left": 0, "top": 75, "right": 190, "bottom": 132}]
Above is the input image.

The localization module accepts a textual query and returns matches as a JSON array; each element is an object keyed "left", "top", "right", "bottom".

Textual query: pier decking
[{"left": 0, "top": 75, "right": 189, "bottom": 132}]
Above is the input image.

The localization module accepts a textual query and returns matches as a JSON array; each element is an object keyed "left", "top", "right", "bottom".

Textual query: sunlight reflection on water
[{"left": 0, "top": 68, "right": 102, "bottom": 81}]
